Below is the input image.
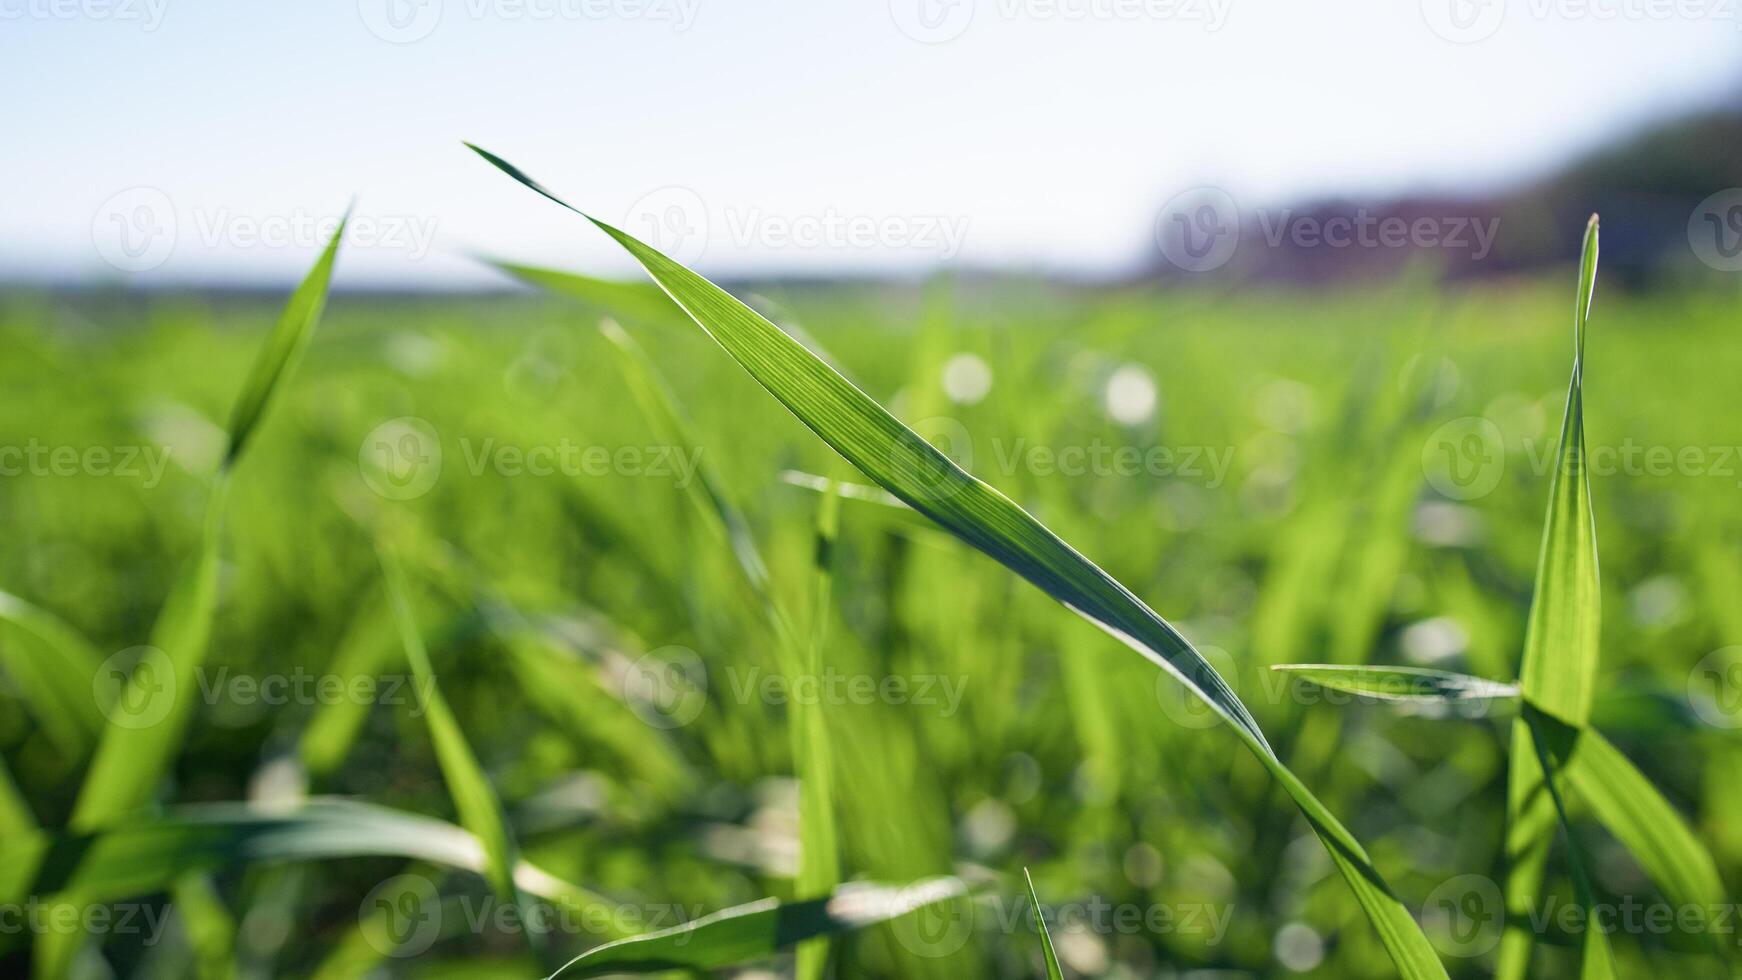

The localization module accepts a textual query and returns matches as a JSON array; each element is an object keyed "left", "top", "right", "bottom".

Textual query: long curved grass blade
[
  {"left": 469, "top": 144, "right": 1448, "bottom": 979},
  {"left": 3, "top": 799, "right": 613, "bottom": 913},
  {"left": 1024, "top": 869, "right": 1063, "bottom": 980},
  {"left": 0, "top": 588, "right": 105, "bottom": 756},
  {"left": 1273, "top": 664, "right": 1519, "bottom": 702},
  {"left": 377, "top": 545, "right": 536, "bottom": 953},
  {"left": 1564, "top": 728, "right": 1726, "bottom": 916},
  {"left": 1537, "top": 715, "right": 1731, "bottom": 963},
  {"left": 548, "top": 878, "right": 968, "bottom": 978},
  {"left": 71, "top": 217, "right": 347, "bottom": 832}
]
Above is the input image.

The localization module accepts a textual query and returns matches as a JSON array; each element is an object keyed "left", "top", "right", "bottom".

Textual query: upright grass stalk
[
  {"left": 377, "top": 543, "right": 544, "bottom": 962},
  {"left": 1501, "top": 217, "right": 1603, "bottom": 979},
  {"left": 70, "top": 214, "right": 348, "bottom": 832},
  {"left": 793, "top": 479, "right": 843, "bottom": 980},
  {"left": 1278, "top": 217, "right": 1731, "bottom": 976},
  {"left": 599, "top": 316, "right": 845, "bottom": 977}
]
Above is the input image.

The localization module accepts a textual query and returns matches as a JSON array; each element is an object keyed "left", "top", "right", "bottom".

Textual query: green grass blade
[
  {"left": 1545, "top": 717, "right": 1731, "bottom": 962},
  {"left": 484, "top": 257, "right": 684, "bottom": 327},
  {"left": 781, "top": 470, "right": 907, "bottom": 508},
  {"left": 1500, "top": 215, "right": 1602, "bottom": 978},
  {"left": 71, "top": 219, "right": 346, "bottom": 831},
  {"left": 0, "top": 588, "right": 105, "bottom": 757},
  {"left": 1272, "top": 664, "right": 1519, "bottom": 702},
  {"left": 1024, "top": 869, "right": 1063, "bottom": 980},
  {"left": 308, "top": 866, "right": 450, "bottom": 980},
  {"left": 548, "top": 879, "right": 968, "bottom": 978},
  {"left": 172, "top": 874, "right": 239, "bottom": 980},
  {"left": 223, "top": 209, "right": 348, "bottom": 466},
  {"left": 470, "top": 144, "right": 1449, "bottom": 980},
  {"left": 377, "top": 546, "right": 531, "bottom": 934},
  {"left": 601, "top": 303, "right": 847, "bottom": 979},
  {"left": 4, "top": 799, "right": 614, "bottom": 914},
  {"left": 70, "top": 483, "right": 227, "bottom": 831},
  {"left": 795, "top": 480, "right": 843, "bottom": 980},
  {"left": 1498, "top": 720, "right": 1557, "bottom": 980},
  {"left": 1523, "top": 709, "right": 1617, "bottom": 979},
  {"left": 0, "top": 755, "right": 36, "bottom": 837},
  {"left": 599, "top": 317, "right": 770, "bottom": 595},
  {"left": 1518, "top": 214, "right": 1601, "bottom": 728},
  {"left": 297, "top": 588, "right": 402, "bottom": 779}
]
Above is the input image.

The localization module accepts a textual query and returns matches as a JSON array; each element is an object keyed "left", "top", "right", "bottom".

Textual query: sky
[{"left": 1, "top": 0, "right": 1738, "bottom": 287}]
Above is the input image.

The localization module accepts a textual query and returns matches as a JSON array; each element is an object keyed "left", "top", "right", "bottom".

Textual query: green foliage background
[{"left": 1, "top": 272, "right": 1738, "bottom": 977}]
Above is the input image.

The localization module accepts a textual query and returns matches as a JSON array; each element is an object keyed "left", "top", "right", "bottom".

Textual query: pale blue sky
[{"left": 1, "top": 0, "right": 1737, "bottom": 286}]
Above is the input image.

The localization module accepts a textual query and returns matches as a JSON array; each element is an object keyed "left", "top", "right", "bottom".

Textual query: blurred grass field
[{"left": 2, "top": 271, "right": 1740, "bottom": 978}]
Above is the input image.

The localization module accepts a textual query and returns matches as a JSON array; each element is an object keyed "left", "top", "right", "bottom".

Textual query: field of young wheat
[{"left": 1, "top": 168, "right": 1739, "bottom": 979}]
